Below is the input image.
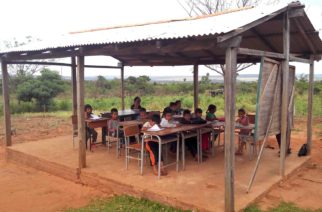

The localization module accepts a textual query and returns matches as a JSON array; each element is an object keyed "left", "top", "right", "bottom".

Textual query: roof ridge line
[{"left": 69, "top": 6, "right": 254, "bottom": 35}]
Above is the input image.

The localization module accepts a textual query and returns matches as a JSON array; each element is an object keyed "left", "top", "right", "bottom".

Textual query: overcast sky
[{"left": 0, "top": 0, "right": 321, "bottom": 78}]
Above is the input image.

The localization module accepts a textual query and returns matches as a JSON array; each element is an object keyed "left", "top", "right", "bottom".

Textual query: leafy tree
[{"left": 16, "top": 68, "right": 66, "bottom": 110}]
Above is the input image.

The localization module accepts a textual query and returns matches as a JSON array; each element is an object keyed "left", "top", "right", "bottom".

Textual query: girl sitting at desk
[
  {"left": 142, "top": 114, "right": 167, "bottom": 176},
  {"left": 84, "top": 104, "right": 98, "bottom": 143}
]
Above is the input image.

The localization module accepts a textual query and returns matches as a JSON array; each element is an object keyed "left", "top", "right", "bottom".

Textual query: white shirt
[
  {"left": 143, "top": 121, "right": 153, "bottom": 128},
  {"left": 160, "top": 118, "right": 176, "bottom": 128}
]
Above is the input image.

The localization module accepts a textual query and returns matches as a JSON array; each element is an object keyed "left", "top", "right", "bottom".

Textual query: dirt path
[
  {"left": 256, "top": 118, "right": 322, "bottom": 210},
  {"left": 0, "top": 148, "right": 109, "bottom": 212}
]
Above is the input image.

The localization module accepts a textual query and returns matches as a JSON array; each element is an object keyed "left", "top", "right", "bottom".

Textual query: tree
[
  {"left": 176, "top": 0, "right": 279, "bottom": 76},
  {"left": 16, "top": 68, "right": 66, "bottom": 110}
]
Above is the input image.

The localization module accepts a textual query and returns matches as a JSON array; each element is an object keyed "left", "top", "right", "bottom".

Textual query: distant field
[{"left": 1, "top": 93, "right": 321, "bottom": 118}]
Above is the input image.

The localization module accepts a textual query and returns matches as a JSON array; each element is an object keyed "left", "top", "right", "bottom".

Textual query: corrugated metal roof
[{"left": 0, "top": 3, "right": 292, "bottom": 54}]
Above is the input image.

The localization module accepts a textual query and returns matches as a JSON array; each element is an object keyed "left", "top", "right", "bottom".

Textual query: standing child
[
  {"left": 235, "top": 108, "right": 251, "bottom": 155},
  {"left": 143, "top": 114, "right": 167, "bottom": 176}
]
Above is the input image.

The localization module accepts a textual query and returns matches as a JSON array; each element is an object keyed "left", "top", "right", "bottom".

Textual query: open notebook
[{"left": 147, "top": 124, "right": 164, "bottom": 132}]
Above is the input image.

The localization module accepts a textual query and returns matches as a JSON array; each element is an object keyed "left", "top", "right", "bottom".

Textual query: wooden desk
[
  {"left": 119, "top": 120, "right": 143, "bottom": 127},
  {"left": 142, "top": 123, "right": 214, "bottom": 176},
  {"left": 85, "top": 118, "right": 108, "bottom": 147}
]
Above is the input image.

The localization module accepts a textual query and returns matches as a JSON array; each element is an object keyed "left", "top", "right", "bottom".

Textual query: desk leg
[
  {"left": 199, "top": 130, "right": 203, "bottom": 163},
  {"left": 176, "top": 134, "right": 179, "bottom": 172},
  {"left": 158, "top": 138, "right": 162, "bottom": 180},
  {"left": 102, "top": 127, "right": 107, "bottom": 145},
  {"left": 140, "top": 137, "right": 144, "bottom": 175},
  {"left": 197, "top": 130, "right": 200, "bottom": 164},
  {"left": 182, "top": 134, "right": 185, "bottom": 170}
]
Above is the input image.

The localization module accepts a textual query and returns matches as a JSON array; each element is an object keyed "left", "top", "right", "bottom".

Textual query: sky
[{"left": 0, "top": 0, "right": 321, "bottom": 78}]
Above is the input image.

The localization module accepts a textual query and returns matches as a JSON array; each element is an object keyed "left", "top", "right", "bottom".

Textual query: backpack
[{"left": 298, "top": 144, "right": 308, "bottom": 157}]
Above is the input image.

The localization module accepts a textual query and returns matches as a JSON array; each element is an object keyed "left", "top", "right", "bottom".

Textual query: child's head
[
  {"left": 151, "top": 114, "right": 161, "bottom": 125},
  {"left": 195, "top": 108, "right": 203, "bottom": 118},
  {"left": 169, "top": 102, "right": 176, "bottom": 110},
  {"left": 84, "top": 104, "right": 92, "bottom": 113},
  {"left": 163, "top": 108, "right": 173, "bottom": 120},
  {"left": 111, "top": 108, "right": 118, "bottom": 120},
  {"left": 134, "top": 96, "right": 141, "bottom": 105},
  {"left": 183, "top": 109, "right": 191, "bottom": 121},
  {"left": 139, "top": 107, "right": 147, "bottom": 118},
  {"left": 175, "top": 100, "right": 182, "bottom": 109},
  {"left": 207, "top": 104, "right": 216, "bottom": 113},
  {"left": 238, "top": 108, "right": 246, "bottom": 117}
]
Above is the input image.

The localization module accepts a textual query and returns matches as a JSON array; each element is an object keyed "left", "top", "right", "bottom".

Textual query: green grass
[
  {"left": 1, "top": 92, "right": 322, "bottom": 119},
  {"left": 65, "top": 195, "right": 191, "bottom": 212},
  {"left": 245, "top": 202, "right": 322, "bottom": 212}
]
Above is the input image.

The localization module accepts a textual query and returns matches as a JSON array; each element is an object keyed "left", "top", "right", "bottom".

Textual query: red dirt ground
[{"left": 0, "top": 115, "right": 321, "bottom": 211}]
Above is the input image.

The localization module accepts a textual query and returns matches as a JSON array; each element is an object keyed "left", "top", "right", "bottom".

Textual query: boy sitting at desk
[
  {"left": 137, "top": 107, "right": 148, "bottom": 122},
  {"left": 180, "top": 109, "right": 201, "bottom": 161},
  {"left": 142, "top": 114, "right": 167, "bottom": 176},
  {"left": 161, "top": 108, "right": 178, "bottom": 154},
  {"left": 84, "top": 104, "right": 98, "bottom": 143},
  {"left": 235, "top": 108, "right": 251, "bottom": 155},
  {"left": 107, "top": 108, "right": 124, "bottom": 144},
  {"left": 192, "top": 108, "right": 210, "bottom": 156}
]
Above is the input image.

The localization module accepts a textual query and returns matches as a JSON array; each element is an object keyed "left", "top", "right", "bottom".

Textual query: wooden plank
[
  {"left": 6, "top": 60, "right": 120, "bottom": 69},
  {"left": 280, "top": 12, "right": 290, "bottom": 177},
  {"left": 289, "top": 55, "right": 311, "bottom": 64},
  {"left": 71, "top": 57, "right": 77, "bottom": 133},
  {"left": 238, "top": 48, "right": 285, "bottom": 59},
  {"left": 1, "top": 59, "right": 12, "bottom": 146},
  {"left": 76, "top": 55, "right": 86, "bottom": 168},
  {"left": 251, "top": 28, "right": 278, "bottom": 52},
  {"left": 7, "top": 61, "right": 73, "bottom": 67},
  {"left": 121, "top": 64, "right": 125, "bottom": 110},
  {"left": 193, "top": 64, "right": 199, "bottom": 111},
  {"left": 224, "top": 47, "right": 238, "bottom": 212},
  {"left": 307, "top": 57, "right": 314, "bottom": 154}
]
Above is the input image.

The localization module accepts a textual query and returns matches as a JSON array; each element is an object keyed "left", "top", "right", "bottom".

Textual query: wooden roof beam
[
  {"left": 250, "top": 28, "right": 278, "bottom": 52},
  {"left": 294, "top": 19, "right": 316, "bottom": 54}
]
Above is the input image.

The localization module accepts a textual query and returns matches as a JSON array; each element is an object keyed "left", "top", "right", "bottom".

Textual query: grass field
[
  {"left": 65, "top": 196, "right": 322, "bottom": 212},
  {"left": 3, "top": 93, "right": 322, "bottom": 118}
]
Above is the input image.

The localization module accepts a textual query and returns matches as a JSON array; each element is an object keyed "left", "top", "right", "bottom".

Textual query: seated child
[
  {"left": 84, "top": 104, "right": 98, "bottom": 143},
  {"left": 161, "top": 107, "right": 177, "bottom": 154},
  {"left": 107, "top": 108, "right": 124, "bottom": 143},
  {"left": 192, "top": 108, "right": 209, "bottom": 155},
  {"left": 235, "top": 108, "right": 251, "bottom": 155},
  {"left": 206, "top": 104, "right": 219, "bottom": 142},
  {"left": 137, "top": 107, "right": 148, "bottom": 122},
  {"left": 174, "top": 100, "right": 183, "bottom": 115},
  {"left": 180, "top": 109, "right": 199, "bottom": 161},
  {"left": 143, "top": 114, "right": 167, "bottom": 176},
  {"left": 160, "top": 108, "right": 177, "bottom": 128},
  {"left": 206, "top": 104, "right": 217, "bottom": 122}
]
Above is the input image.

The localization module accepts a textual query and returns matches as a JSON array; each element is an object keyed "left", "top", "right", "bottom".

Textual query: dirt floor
[{"left": 0, "top": 115, "right": 321, "bottom": 211}]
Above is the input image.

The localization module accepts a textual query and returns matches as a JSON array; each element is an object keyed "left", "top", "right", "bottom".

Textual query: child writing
[
  {"left": 235, "top": 108, "right": 251, "bottom": 155},
  {"left": 160, "top": 108, "right": 177, "bottom": 128},
  {"left": 143, "top": 114, "right": 167, "bottom": 176}
]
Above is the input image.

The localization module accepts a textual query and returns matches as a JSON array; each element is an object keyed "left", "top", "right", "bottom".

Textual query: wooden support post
[
  {"left": 1, "top": 59, "right": 12, "bottom": 146},
  {"left": 280, "top": 12, "right": 290, "bottom": 177},
  {"left": 120, "top": 64, "right": 125, "bottom": 110},
  {"left": 71, "top": 57, "right": 77, "bottom": 132},
  {"left": 193, "top": 64, "right": 199, "bottom": 111},
  {"left": 76, "top": 55, "right": 86, "bottom": 168},
  {"left": 307, "top": 57, "right": 314, "bottom": 154},
  {"left": 224, "top": 47, "right": 238, "bottom": 212}
]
